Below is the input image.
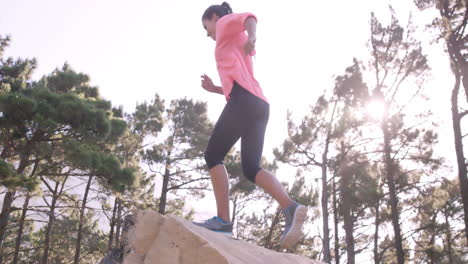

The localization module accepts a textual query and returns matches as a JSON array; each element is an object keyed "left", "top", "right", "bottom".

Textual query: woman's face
[{"left": 202, "top": 14, "right": 219, "bottom": 41}]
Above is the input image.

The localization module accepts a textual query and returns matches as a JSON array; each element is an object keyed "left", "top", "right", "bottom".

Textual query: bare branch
[
  {"left": 168, "top": 177, "right": 211, "bottom": 191},
  {"left": 460, "top": 110, "right": 468, "bottom": 119}
]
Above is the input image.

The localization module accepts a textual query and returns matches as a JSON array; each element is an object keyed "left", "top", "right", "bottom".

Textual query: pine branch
[
  {"left": 40, "top": 177, "right": 54, "bottom": 192},
  {"left": 173, "top": 187, "right": 209, "bottom": 191},
  {"left": 168, "top": 168, "right": 202, "bottom": 177},
  {"left": 453, "top": 6, "right": 468, "bottom": 37},
  {"left": 168, "top": 177, "right": 211, "bottom": 191}
]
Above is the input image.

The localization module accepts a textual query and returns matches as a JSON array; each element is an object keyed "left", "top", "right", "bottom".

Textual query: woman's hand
[
  {"left": 201, "top": 74, "right": 223, "bottom": 95},
  {"left": 201, "top": 74, "right": 215, "bottom": 92}
]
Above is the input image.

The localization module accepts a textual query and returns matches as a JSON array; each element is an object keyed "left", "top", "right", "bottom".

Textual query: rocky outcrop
[{"left": 102, "top": 210, "right": 324, "bottom": 264}]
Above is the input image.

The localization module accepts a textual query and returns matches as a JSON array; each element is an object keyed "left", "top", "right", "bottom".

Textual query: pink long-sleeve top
[{"left": 215, "top": 12, "right": 269, "bottom": 104}]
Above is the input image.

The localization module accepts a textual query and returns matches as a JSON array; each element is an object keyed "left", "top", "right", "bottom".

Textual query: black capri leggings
[{"left": 204, "top": 81, "right": 269, "bottom": 183}]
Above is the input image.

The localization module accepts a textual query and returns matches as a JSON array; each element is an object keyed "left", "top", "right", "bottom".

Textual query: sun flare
[{"left": 366, "top": 100, "right": 386, "bottom": 120}]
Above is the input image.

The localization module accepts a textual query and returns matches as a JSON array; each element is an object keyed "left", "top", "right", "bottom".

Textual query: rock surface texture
[{"left": 119, "top": 210, "right": 324, "bottom": 264}]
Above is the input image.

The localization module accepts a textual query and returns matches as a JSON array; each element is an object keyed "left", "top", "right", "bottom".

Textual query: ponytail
[{"left": 202, "top": 2, "right": 233, "bottom": 20}]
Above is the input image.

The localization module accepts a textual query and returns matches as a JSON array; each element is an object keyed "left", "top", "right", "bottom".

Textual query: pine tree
[
  {"left": 335, "top": 147, "right": 380, "bottom": 264},
  {"left": 368, "top": 8, "right": 432, "bottom": 263},
  {"left": 101, "top": 95, "right": 164, "bottom": 248},
  {"left": 412, "top": 178, "right": 466, "bottom": 263},
  {"left": 31, "top": 207, "right": 107, "bottom": 264},
  {"left": 274, "top": 59, "right": 368, "bottom": 263},
  {"left": 0, "top": 209, "right": 35, "bottom": 263},
  {"left": 0, "top": 36, "right": 136, "bottom": 263},
  {"left": 143, "top": 98, "right": 213, "bottom": 215},
  {"left": 414, "top": 0, "right": 468, "bottom": 243}
]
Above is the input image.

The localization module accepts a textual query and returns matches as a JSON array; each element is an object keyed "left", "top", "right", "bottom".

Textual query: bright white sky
[
  {"left": 2, "top": 0, "right": 453, "bottom": 160},
  {"left": 1, "top": 0, "right": 460, "bottom": 260}
]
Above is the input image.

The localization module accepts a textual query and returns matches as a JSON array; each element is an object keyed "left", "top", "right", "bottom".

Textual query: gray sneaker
[
  {"left": 192, "top": 216, "right": 233, "bottom": 237},
  {"left": 280, "top": 201, "right": 307, "bottom": 249}
]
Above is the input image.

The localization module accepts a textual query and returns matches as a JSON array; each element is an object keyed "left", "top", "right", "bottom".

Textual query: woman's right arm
[
  {"left": 201, "top": 74, "right": 224, "bottom": 95},
  {"left": 211, "top": 85, "right": 224, "bottom": 95}
]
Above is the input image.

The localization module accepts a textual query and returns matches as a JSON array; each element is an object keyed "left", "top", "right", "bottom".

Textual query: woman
[{"left": 194, "top": 2, "right": 307, "bottom": 249}]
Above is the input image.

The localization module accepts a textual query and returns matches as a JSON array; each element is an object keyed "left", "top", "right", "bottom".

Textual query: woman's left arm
[{"left": 244, "top": 17, "right": 257, "bottom": 55}]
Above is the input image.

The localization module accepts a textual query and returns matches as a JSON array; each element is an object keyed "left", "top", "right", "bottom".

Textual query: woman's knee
[
  {"left": 205, "top": 150, "right": 223, "bottom": 169},
  {"left": 243, "top": 164, "right": 261, "bottom": 183}
]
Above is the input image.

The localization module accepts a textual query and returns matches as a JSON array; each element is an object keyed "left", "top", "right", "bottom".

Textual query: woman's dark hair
[{"left": 202, "top": 2, "right": 233, "bottom": 20}]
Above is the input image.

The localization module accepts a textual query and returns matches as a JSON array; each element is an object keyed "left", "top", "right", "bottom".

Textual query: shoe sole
[
  {"left": 213, "top": 230, "right": 233, "bottom": 237},
  {"left": 280, "top": 205, "right": 307, "bottom": 249},
  {"left": 192, "top": 221, "right": 233, "bottom": 237}
]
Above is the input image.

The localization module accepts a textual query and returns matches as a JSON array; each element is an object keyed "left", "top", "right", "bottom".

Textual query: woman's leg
[
  {"left": 239, "top": 99, "right": 293, "bottom": 210},
  {"left": 237, "top": 84, "right": 305, "bottom": 248},
  {"left": 204, "top": 98, "right": 242, "bottom": 223},
  {"left": 208, "top": 164, "right": 231, "bottom": 222},
  {"left": 255, "top": 169, "right": 293, "bottom": 209}
]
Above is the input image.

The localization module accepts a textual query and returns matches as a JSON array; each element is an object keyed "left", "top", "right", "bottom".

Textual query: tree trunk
[
  {"left": 321, "top": 163, "right": 331, "bottom": 263},
  {"left": 441, "top": 4, "right": 468, "bottom": 103},
  {"left": 373, "top": 198, "right": 381, "bottom": 264},
  {"left": 115, "top": 198, "right": 122, "bottom": 246},
  {"left": 0, "top": 130, "right": 11, "bottom": 159},
  {"left": 108, "top": 198, "right": 118, "bottom": 250},
  {"left": 440, "top": 1, "right": 468, "bottom": 244},
  {"left": 158, "top": 134, "right": 174, "bottom": 215},
  {"left": 444, "top": 209, "right": 454, "bottom": 264},
  {"left": 382, "top": 123, "right": 405, "bottom": 264},
  {"left": 0, "top": 190, "right": 15, "bottom": 264},
  {"left": 263, "top": 208, "right": 281, "bottom": 249},
  {"left": 158, "top": 165, "right": 170, "bottom": 215},
  {"left": 449, "top": 62, "right": 468, "bottom": 244},
  {"left": 428, "top": 215, "right": 437, "bottom": 264},
  {"left": 41, "top": 180, "right": 62, "bottom": 264},
  {"left": 73, "top": 176, "right": 93, "bottom": 264},
  {"left": 12, "top": 160, "right": 39, "bottom": 264},
  {"left": 332, "top": 174, "right": 340, "bottom": 264},
  {"left": 320, "top": 100, "right": 337, "bottom": 264},
  {"left": 231, "top": 195, "right": 238, "bottom": 224},
  {"left": 340, "top": 159, "right": 355, "bottom": 264},
  {"left": 12, "top": 194, "right": 30, "bottom": 264},
  {"left": 0, "top": 153, "right": 30, "bottom": 264}
]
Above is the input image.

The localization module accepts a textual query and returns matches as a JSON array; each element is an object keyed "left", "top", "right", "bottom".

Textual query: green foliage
[
  {"left": 0, "top": 35, "right": 10, "bottom": 58},
  {"left": 28, "top": 209, "right": 107, "bottom": 264},
  {"left": 0, "top": 2, "right": 464, "bottom": 261},
  {"left": 63, "top": 140, "right": 135, "bottom": 192},
  {"left": 334, "top": 59, "right": 369, "bottom": 107},
  {"left": 0, "top": 58, "right": 37, "bottom": 93},
  {"left": 0, "top": 210, "right": 36, "bottom": 263},
  {"left": 413, "top": 0, "right": 467, "bottom": 43},
  {"left": 130, "top": 94, "right": 165, "bottom": 135},
  {"left": 0, "top": 60, "right": 134, "bottom": 190},
  {"left": 41, "top": 63, "right": 99, "bottom": 98},
  {"left": 0, "top": 159, "right": 38, "bottom": 190},
  {"left": 339, "top": 154, "right": 380, "bottom": 210},
  {"left": 274, "top": 60, "right": 368, "bottom": 168},
  {"left": 143, "top": 98, "right": 213, "bottom": 213},
  {"left": 166, "top": 98, "right": 213, "bottom": 156},
  {"left": 370, "top": 7, "right": 429, "bottom": 99},
  {"left": 411, "top": 178, "right": 467, "bottom": 263}
]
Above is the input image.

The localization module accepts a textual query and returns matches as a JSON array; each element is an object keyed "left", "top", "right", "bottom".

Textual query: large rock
[{"left": 121, "top": 210, "right": 323, "bottom": 264}]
